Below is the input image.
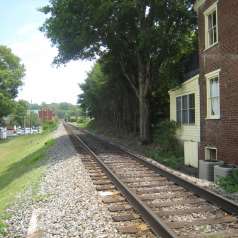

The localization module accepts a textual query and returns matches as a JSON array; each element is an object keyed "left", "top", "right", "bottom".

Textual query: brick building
[
  {"left": 39, "top": 108, "right": 55, "bottom": 122},
  {"left": 195, "top": 0, "right": 238, "bottom": 164}
]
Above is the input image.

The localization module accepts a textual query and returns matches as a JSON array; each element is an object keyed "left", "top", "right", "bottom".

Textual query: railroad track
[{"left": 65, "top": 123, "right": 238, "bottom": 238}]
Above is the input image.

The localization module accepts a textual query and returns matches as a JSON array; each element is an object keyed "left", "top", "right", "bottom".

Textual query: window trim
[
  {"left": 205, "top": 146, "right": 218, "bottom": 161},
  {"left": 204, "top": 1, "right": 218, "bottom": 50},
  {"left": 205, "top": 69, "right": 221, "bottom": 120},
  {"left": 176, "top": 93, "right": 195, "bottom": 125}
]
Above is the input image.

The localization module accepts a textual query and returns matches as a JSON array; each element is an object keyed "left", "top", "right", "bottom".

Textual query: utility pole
[
  {"left": 23, "top": 116, "right": 26, "bottom": 134},
  {"left": 30, "top": 100, "right": 32, "bottom": 134}
]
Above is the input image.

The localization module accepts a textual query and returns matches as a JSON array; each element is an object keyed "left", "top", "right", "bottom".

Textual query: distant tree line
[
  {"left": 4, "top": 101, "right": 81, "bottom": 128},
  {"left": 41, "top": 0, "right": 197, "bottom": 143},
  {"left": 31, "top": 102, "right": 82, "bottom": 120}
]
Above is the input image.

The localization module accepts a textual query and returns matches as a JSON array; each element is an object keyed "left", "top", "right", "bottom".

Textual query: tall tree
[
  {"left": 0, "top": 45, "right": 25, "bottom": 121},
  {"left": 79, "top": 58, "right": 139, "bottom": 133},
  {"left": 40, "top": 0, "right": 196, "bottom": 143},
  {"left": 13, "top": 100, "right": 28, "bottom": 126}
]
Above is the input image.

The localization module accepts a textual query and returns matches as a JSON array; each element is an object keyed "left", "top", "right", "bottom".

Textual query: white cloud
[
  {"left": 16, "top": 23, "right": 40, "bottom": 36},
  {"left": 11, "top": 25, "right": 94, "bottom": 105}
]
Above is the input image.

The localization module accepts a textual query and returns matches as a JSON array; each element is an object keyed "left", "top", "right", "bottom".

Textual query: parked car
[
  {"left": 0, "top": 127, "right": 7, "bottom": 139},
  {"left": 24, "top": 128, "right": 31, "bottom": 135},
  {"left": 17, "top": 129, "right": 25, "bottom": 135},
  {"left": 7, "top": 129, "right": 17, "bottom": 137}
]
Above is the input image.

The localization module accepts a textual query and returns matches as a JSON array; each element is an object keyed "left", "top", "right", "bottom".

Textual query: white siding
[
  {"left": 184, "top": 141, "right": 199, "bottom": 168},
  {"left": 169, "top": 75, "right": 200, "bottom": 143}
]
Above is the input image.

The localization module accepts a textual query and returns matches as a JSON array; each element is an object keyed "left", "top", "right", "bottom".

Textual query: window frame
[
  {"left": 204, "top": 2, "right": 218, "bottom": 50},
  {"left": 205, "top": 69, "right": 221, "bottom": 120},
  {"left": 176, "top": 93, "right": 195, "bottom": 125},
  {"left": 205, "top": 147, "right": 218, "bottom": 161}
]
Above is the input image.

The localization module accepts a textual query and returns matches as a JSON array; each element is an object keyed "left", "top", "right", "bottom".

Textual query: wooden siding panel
[{"left": 169, "top": 76, "right": 200, "bottom": 143}]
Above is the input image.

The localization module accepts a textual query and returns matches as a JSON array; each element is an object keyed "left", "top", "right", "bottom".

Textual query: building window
[
  {"left": 176, "top": 94, "right": 195, "bottom": 125},
  {"left": 205, "top": 69, "right": 220, "bottom": 119},
  {"left": 210, "top": 77, "right": 219, "bottom": 116},
  {"left": 205, "top": 147, "right": 217, "bottom": 161},
  {"left": 204, "top": 2, "right": 218, "bottom": 49}
]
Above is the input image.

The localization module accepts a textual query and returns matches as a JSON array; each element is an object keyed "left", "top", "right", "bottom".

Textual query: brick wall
[
  {"left": 39, "top": 109, "right": 55, "bottom": 122},
  {"left": 197, "top": 0, "right": 238, "bottom": 164}
]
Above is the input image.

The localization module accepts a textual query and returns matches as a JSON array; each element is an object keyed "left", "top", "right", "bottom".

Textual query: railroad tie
[
  {"left": 168, "top": 216, "right": 237, "bottom": 229},
  {"left": 181, "top": 230, "right": 238, "bottom": 238},
  {"left": 95, "top": 185, "right": 115, "bottom": 191},
  {"left": 157, "top": 206, "right": 218, "bottom": 217},
  {"left": 150, "top": 198, "right": 206, "bottom": 208},
  {"left": 93, "top": 180, "right": 112, "bottom": 185},
  {"left": 117, "top": 223, "right": 150, "bottom": 234},
  {"left": 102, "top": 195, "right": 126, "bottom": 204},
  {"left": 112, "top": 213, "right": 139, "bottom": 222},
  {"left": 108, "top": 204, "right": 132, "bottom": 212}
]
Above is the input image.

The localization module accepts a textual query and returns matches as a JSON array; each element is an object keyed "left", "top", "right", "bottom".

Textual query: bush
[
  {"left": 77, "top": 117, "right": 92, "bottom": 128},
  {"left": 153, "top": 120, "right": 182, "bottom": 155},
  {"left": 77, "top": 117, "right": 85, "bottom": 123},
  {"left": 42, "top": 120, "right": 58, "bottom": 132},
  {"left": 69, "top": 117, "right": 77, "bottom": 122},
  {"left": 217, "top": 170, "right": 238, "bottom": 193},
  {"left": 145, "top": 148, "right": 184, "bottom": 169}
]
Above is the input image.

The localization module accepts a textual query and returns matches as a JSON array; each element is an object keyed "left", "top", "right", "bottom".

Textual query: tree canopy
[
  {"left": 13, "top": 100, "right": 28, "bottom": 126},
  {"left": 0, "top": 45, "right": 25, "bottom": 121},
  {"left": 41, "top": 0, "right": 197, "bottom": 142},
  {"left": 79, "top": 55, "right": 139, "bottom": 132}
]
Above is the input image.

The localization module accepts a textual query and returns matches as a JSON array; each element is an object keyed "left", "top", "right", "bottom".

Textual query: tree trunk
[
  {"left": 139, "top": 81, "right": 151, "bottom": 144},
  {"left": 119, "top": 54, "right": 151, "bottom": 143},
  {"left": 138, "top": 59, "right": 151, "bottom": 144}
]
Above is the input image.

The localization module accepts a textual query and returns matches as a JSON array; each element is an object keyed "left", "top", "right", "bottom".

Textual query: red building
[{"left": 39, "top": 108, "right": 55, "bottom": 122}]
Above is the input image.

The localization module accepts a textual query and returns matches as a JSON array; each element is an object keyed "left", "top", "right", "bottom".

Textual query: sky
[{"left": 0, "top": 0, "right": 94, "bottom": 105}]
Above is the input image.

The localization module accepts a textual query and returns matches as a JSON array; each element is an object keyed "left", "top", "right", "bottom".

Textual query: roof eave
[{"left": 194, "top": 0, "right": 206, "bottom": 12}]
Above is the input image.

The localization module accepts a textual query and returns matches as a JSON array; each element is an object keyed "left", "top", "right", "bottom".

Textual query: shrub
[
  {"left": 42, "top": 120, "right": 58, "bottom": 132},
  {"left": 217, "top": 170, "right": 238, "bottom": 193},
  {"left": 69, "top": 117, "right": 77, "bottom": 122},
  {"left": 77, "top": 117, "right": 85, "bottom": 123},
  {"left": 145, "top": 148, "right": 184, "bottom": 169},
  {"left": 153, "top": 120, "right": 182, "bottom": 155},
  {"left": 77, "top": 117, "right": 92, "bottom": 128}
]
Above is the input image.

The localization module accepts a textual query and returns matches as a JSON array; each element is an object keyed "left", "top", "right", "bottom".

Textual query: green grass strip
[{"left": 0, "top": 132, "right": 55, "bottom": 235}]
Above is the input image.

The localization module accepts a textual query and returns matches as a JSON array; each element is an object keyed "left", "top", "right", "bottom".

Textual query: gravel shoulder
[{"left": 5, "top": 124, "right": 121, "bottom": 238}]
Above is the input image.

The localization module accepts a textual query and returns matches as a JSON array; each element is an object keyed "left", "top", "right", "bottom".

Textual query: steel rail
[
  {"left": 68, "top": 123, "right": 238, "bottom": 216},
  {"left": 66, "top": 123, "right": 177, "bottom": 238},
  {"left": 99, "top": 138, "right": 238, "bottom": 215}
]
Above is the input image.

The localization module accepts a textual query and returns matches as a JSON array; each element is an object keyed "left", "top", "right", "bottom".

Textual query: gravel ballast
[
  {"left": 5, "top": 124, "right": 121, "bottom": 238},
  {"left": 87, "top": 129, "right": 238, "bottom": 203}
]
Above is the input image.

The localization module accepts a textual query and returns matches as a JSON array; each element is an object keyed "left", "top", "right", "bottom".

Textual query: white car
[
  {"left": 0, "top": 127, "right": 7, "bottom": 139},
  {"left": 17, "top": 129, "right": 24, "bottom": 135},
  {"left": 24, "top": 128, "right": 31, "bottom": 134}
]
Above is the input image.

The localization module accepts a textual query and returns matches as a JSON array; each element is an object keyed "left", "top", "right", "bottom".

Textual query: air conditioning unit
[
  {"left": 214, "top": 164, "right": 238, "bottom": 183},
  {"left": 199, "top": 160, "right": 224, "bottom": 181}
]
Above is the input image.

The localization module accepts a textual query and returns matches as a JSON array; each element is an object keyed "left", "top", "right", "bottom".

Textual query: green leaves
[
  {"left": 0, "top": 46, "right": 25, "bottom": 98},
  {"left": 11, "top": 100, "right": 28, "bottom": 126},
  {"left": 41, "top": 0, "right": 197, "bottom": 141},
  {"left": 0, "top": 93, "right": 15, "bottom": 119},
  {"left": 217, "top": 170, "right": 238, "bottom": 193},
  {"left": 0, "top": 45, "right": 25, "bottom": 120}
]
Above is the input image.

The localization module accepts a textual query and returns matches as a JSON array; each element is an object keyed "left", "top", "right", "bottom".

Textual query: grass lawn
[{"left": 0, "top": 132, "right": 55, "bottom": 235}]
